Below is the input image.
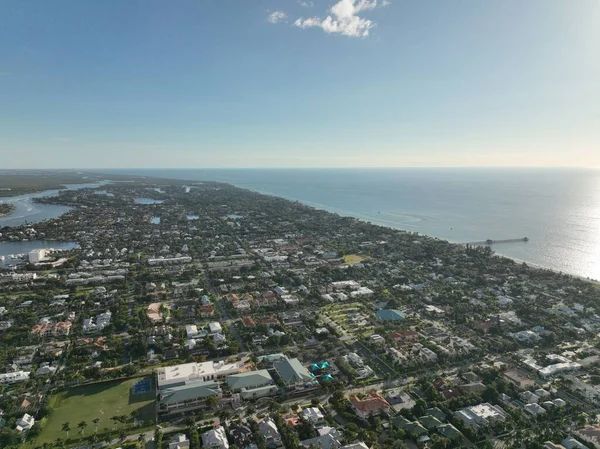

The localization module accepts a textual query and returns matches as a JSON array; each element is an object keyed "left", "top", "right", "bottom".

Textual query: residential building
[
  {"left": 16, "top": 413, "right": 35, "bottom": 432},
  {"left": 0, "top": 370, "right": 30, "bottom": 384},
  {"left": 454, "top": 403, "right": 506, "bottom": 429},
  {"left": 202, "top": 426, "right": 229, "bottom": 449},
  {"left": 300, "top": 427, "right": 341, "bottom": 449},
  {"left": 300, "top": 407, "right": 326, "bottom": 426},
  {"left": 419, "top": 347, "right": 438, "bottom": 363},
  {"left": 209, "top": 322, "right": 223, "bottom": 334},
  {"left": 258, "top": 417, "right": 283, "bottom": 449},
  {"left": 525, "top": 403, "right": 546, "bottom": 416},
  {"left": 169, "top": 434, "right": 191, "bottom": 449},
  {"left": 349, "top": 391, "right": 391, "bottom": 419},
  {"left": 228, "top": 422, "right": 255, "bottom": 449}
]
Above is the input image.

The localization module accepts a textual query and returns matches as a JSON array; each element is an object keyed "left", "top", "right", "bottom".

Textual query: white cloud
[
  {"left": 268, "top": 11, "right": 288, "bottom": 24},
  {"left": 299, "top": 0, "right": 314, "bottom": 6},
  {"left": 293, "top": 0, "right": 381, "bottom": 37},
  {"left": 382, "top": 0, "right": 391, "bottom": 6}
]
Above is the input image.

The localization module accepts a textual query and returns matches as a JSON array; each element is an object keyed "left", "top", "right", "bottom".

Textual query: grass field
[
  {"left": 343, "top": 254, "right": 364, "bottom": 264},
  {"left": 34, "top": 378, "right": 155, "bottom": 445}
]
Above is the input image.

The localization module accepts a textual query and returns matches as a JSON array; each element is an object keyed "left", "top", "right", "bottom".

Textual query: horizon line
[{"left": 2, "top": 166, "right": 598, "bottom": 171}]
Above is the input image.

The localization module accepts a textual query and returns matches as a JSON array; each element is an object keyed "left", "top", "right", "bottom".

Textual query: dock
[{"left": 464, "top": 237, "right": 529, "bottom": 246}]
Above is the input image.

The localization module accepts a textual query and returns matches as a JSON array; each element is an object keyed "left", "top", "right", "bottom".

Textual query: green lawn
[{"left": 33, "top": 377, "right": 155, "bottom": 445}]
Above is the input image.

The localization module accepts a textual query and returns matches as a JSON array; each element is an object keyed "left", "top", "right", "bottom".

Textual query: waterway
[
  {"left": 0, "top": 182, "right": 110, "bottom": 227},
  {"left": 0, "top": 240, "right": 79, "bottom": 267}
]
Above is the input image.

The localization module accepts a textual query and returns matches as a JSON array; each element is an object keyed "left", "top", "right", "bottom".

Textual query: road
[{"left": 202, "top": 266, "right": 247, "bottom": 352}]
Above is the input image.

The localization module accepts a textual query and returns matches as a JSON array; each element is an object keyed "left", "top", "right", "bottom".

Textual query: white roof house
[
  {"left": 186, "top": 325, "right": 199, "bottom": 338},
  {"left": 524, "top": 403, "right": 546, "bottom": 416},
  {"left": 301, "top": 427, "right": 341, "bottom": 449},
  {"left": 0, "top": 370, "right": 30, "bottom": 384},
  {"left": 169, "top": 433, "right": 191, "bottom": 449},
  {"left": 209, "top": 322, "right": 223, "bottom": 334},
  {"left": 202, "top": 426, "right": 229, "bottom": 449},
  {"left": 16, "top": 413, "right": 35, "bottom": 432},
  {"left": 454, "top": 403, "right": 506, "bottom": 429},
  {"left": 259, "top": 417, "right": 282, "bottom": 449},
  {"left": 300, "top": 407, "right": 325, "bottom": 424},
  {"left": 521, "top": 391, "right": 540, "bottom": 404}
]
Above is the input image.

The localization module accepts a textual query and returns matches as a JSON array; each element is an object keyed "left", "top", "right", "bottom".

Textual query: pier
[{"left": 464, "top": 237, "right": 529, "bottom": 246}]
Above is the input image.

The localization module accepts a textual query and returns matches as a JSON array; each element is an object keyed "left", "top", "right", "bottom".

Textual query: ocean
[{"left": 67, "top": 168, "right": 600, "bottom": 281}]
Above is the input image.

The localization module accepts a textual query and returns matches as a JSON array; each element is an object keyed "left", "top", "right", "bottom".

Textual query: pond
[
  {"left": 187, "top": 215, "right": 200, "bottom": 220},
  {"left": 151, "top": 217, "right": 161, "bottom": 224},
  {"left": 134, "top": 198, "right": 164, "bottom": 205}
]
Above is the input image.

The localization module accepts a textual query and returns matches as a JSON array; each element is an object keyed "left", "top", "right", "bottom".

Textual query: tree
[
  {"left": 206, "top": 395, "right": 219, "bottom": 409},
  {"left": 218, "top": 409, "right": 231, "bottom": 423},
  {"left": 482, "top": 385, "right": 499, "bottom": 403},
  {"left": 138, "top": 433, "right": 146, "bottom": 448},
  {"left": 92, "top": 417, "right": 100, "bottom": 433},
  {"left": 78, "top": 420, "right": 88, "bottom": 436},
  {"left": 61, "top": 422, "right": 71, "bottom": 439}
]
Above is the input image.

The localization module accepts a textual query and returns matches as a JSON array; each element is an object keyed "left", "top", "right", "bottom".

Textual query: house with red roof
[{"left": 349, "top": 391, "right": 391, "bottom": 420}]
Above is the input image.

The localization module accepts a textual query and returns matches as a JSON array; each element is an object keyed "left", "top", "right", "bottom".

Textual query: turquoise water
[{"left": 106, "top": 168, "right": 600, "bottom": 280}]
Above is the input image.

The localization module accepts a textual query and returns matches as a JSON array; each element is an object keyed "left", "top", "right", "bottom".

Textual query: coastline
[{"left": 214, "top": 181, "right": 600, "bottom": 284}]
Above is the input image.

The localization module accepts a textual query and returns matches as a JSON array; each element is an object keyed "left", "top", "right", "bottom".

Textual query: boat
[{"left": 523, "top": 237, "right": 529, "bottom": 242}]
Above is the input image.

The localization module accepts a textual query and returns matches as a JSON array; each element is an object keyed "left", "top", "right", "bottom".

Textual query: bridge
[{"left": 464, "top": 237, "right": 529, "bottom": 246}]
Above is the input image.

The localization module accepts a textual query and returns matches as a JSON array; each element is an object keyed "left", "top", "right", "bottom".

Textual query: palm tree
[
  {"left": 138, "top": 433, "right": 146, "bottom": 446},
  {"left": 111, "top": 415, "right": 120, "bottom": 429},
  {"left": 78, "top": 420, "right": 88, "bottom": 436},
  {"left": 61, "top": 422, "right": 71, "bottom": 439},
  {"left": 92, "top": 417, "right": 100, "bottom": 433},
  {"left": 119, "top": 429, "right": 127, "bottom": 441}
]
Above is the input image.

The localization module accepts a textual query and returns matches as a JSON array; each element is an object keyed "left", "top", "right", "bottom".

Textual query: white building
[
  {"left": 202, "top": 426, "right": 229, "bottom": 449},
  {"left": 300, "top": 407, "right": 326, "bottom": 425},
  {"left": 83, "top": 311, "right": 112, "bottom": 333},
  {"left": 28, "top": 249, "right": 46, "bottom": 263},
  {"left": 419, "top": 347, "right": 438, "bottom": 363},
  {"left": 169, "top": 433, "right": 190, "bottom": 449},
  {"left": 0, "top": 370, "right": 30, "bottom": 384},
  {"left": 524, "top": 403, "right": 546, "bottom": 416},
  {"left": 186, "top": 325, "right": 199, "bottom": 338},
  {"left": 209, "top": 322, "right": 223, "bottom": 334},
  {"left": 455, "top": 403, "right": 506, "bottom": 429},
  {"left": 157, "top": 361, "right": 244, "bottom": 389},
  {"left": 16, "top": 413, "right": 35, "bottom": 432}
]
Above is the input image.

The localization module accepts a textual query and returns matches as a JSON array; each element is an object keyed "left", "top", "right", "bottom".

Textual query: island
[
  {"left": 0, "top": 203, "right": 15, "bottom": 217},
  {"left": 0, "top": 174, "right": 599, "bottom": 449}
]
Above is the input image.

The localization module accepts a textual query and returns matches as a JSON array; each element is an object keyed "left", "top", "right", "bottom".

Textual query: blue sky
[{"left": 1, "top": 0, "right": 598, "bottom": 168}]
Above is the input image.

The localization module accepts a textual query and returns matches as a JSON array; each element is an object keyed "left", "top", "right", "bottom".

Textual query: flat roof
[{"left": 157, "top": 361, "right": 242, "bottom": 387}]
